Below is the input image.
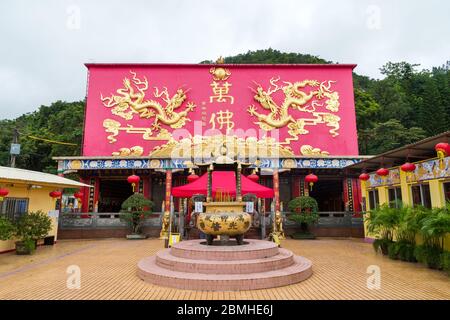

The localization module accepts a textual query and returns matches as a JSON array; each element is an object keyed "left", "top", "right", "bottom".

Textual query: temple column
[
  {"left": 160, "top": 169, "right": 172, "bottom": 239},
  {"left": 272, "top": 168, "right": 284, "bottom": 239},
  {"left": 292, "top": 176, "right": 301, "bottom": 198}
]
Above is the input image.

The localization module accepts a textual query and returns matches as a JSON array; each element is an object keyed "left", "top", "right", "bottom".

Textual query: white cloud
[{"left": 0, "top": 0, "right": 448, "bottom": 119}]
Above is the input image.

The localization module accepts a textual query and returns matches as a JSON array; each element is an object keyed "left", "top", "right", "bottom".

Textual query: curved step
[
  {"left": 137, "top": 255, "right": 313, "bottom": 291},
  {"left": 156, "top": 248, "right": 295, "bottom": 274},
  {"left": 170, "top": 239, "right": 279, "bottom": 261}
]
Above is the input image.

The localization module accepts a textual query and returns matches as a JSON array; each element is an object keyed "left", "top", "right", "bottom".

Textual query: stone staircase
[{"left": 137, "top": 239, "right": 313, "bottom": 291}]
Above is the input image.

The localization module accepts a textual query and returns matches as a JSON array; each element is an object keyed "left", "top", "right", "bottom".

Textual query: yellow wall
[{"left": 0, "top": 184, "right": 59, "bottom": 253}]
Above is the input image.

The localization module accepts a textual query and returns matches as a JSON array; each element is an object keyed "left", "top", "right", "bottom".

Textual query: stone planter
[
  {"left": 15, "top": 241, "right": 36, "bottom": 255},
  {"left": 126, "top": 234, "right": 147, "bottom": 240}
]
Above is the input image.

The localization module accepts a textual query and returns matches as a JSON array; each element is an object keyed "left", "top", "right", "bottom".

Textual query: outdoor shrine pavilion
[{"left": 54, "top": 61, "right": 369, "bottom": 238}]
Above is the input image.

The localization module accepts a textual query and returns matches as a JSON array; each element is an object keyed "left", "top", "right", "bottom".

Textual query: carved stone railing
[
  {"left": 283, "top": 211, "right": 363, "bottom": 228},
  {"left": 58, "top": 212, "right": 163, "bottom": 229}
]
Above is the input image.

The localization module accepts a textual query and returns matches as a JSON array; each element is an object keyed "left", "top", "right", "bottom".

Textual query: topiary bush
[
  {"left": 288, "top": 196, "right": 319, "bottom": 234},
  {"left": 120, "top": 193, "right": 153, "bottom": 235}
]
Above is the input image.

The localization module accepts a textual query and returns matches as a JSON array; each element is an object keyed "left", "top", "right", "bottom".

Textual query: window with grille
[
  {"left": 388, "top": 187, "right": 402, "bottom": 208},
  {"left": 368, "top": 189, "right": 379, "bottom": 210},
  {"left": 0, "top": 198, "right": 29, "bottom": 221},
  {"left": 411, "top": 184, "right": 431, "bottom": 209}
]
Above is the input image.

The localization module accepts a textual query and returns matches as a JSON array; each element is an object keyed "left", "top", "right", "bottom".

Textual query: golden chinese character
[
  {"left": 210, "top": 81, "right": 234, "bottom": 104},
  {"left": 209, "top": 110, "right": 235, "bottom": 133}
]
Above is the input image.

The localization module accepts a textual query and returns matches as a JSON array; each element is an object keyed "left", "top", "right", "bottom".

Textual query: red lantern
[
  {"left": 127, "top": 174, "right": 140, "bottom": 192},
  {"left": 0, "top": 188, "right": 9, "bottom": 201},
  {"left": 435, "top": 142, "right": 450, "bottom": 159},
  {"left": 74, "top": 191, "right": 84, "bottom": 200},
  {"left": 376, "top": 168, "right": 389, "bottom": 178},
  {"left": 187, "top": 173, "right": 199, "bottom": 183},
  {"left": 247, "top": 173, "right": 259, "bottom": 182},
  {"left": 49, "top": 191, "right": 62, "bottom": 198},
  {"left": 358, "top": 173, "right": 370, "bottom": 181},
  {"left": 305, "top": 173, "right": 318, "bottom": 191},
  {"left": 400, "top": 162, "right": 416, "bottom": 173}
]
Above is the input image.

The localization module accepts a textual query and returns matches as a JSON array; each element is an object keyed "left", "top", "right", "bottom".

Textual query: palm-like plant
[
  {"left": 420, "top": 204, "right": 450, "bottom": 251},
  {"left": 366, "top": 204, "right": 401, "bottom": 254}
]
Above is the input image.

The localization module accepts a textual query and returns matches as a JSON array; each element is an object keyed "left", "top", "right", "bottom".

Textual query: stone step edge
[
  {"left": 155, "top": 248, "right": 295, "bottom": 274},
  {"left": 157, "top": 247, "right": 294, "bottom": 265},
  {"left": 138, "top": 255, "right": 312, "bottom": 281}
]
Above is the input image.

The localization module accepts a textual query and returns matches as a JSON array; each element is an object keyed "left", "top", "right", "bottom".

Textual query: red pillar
[
  {"left": 93, "top": 177, "right": 100, "bottom": 212},
  {"left": 273, "top": 169, "right": 280, "bottom": 212},
  {"left": 292, "top": 176, "right": 301, "bottom": 198},
  {"left": 353, "top": 178, "right": 362, "bottom": 215},
  {"left": 164, "top": 170, "right": 172, "bottom": 213},
  {"left": 143, "top": 175, "right": 151, "bottom": 199}
]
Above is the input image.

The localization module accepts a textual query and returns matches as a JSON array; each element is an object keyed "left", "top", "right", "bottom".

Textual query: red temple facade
[{"left": 55, "top": 62, "right": 368, "bottom": 237}]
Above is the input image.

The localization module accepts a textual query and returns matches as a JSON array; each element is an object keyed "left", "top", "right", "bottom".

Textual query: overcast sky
[{"left": 0, "top": 0, "right": 449, "bottom": 119}]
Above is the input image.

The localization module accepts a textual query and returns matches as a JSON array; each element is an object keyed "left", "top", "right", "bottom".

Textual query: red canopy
[{"left": 172, "top": 171, "right": 274, "bottom": 198}]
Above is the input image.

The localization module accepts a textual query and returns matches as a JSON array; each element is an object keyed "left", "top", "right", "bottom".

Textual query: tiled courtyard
[{"left": 0, "top": 238, "right": 448, "bottom": 300}]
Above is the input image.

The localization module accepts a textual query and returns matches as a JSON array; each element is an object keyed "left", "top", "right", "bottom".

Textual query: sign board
[
  {"left": 194, "top": 201, "right": 203, "bottom": 213},
  {"left": 48, "top": 210, "right": 59, "bottom": 218},
  {"left": 169, "top": 233, "right": 180, "bottom": 246},
  {"left": 245, "top": 201, "right": 254, "bottom": 213},
  {"left": 10, "top": 143, "right": 21, "bottom": 155}
]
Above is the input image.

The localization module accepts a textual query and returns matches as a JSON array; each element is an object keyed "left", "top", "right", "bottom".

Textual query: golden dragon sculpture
[
  {"left": 247, "top": 77, "right": 341, "bottom": 141},
  {"left": 100, "top": 71, "right": 196, "bottom": 130}
]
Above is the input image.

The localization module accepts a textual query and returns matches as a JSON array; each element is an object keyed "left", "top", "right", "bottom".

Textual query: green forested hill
[{"left": 1, "top": 49, "right": 449, "bottom": 172}]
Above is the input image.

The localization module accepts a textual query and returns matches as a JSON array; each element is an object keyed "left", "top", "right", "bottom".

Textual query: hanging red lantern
[
  {"left": 49, "top": 190, "right": 62, "bottom": 198},
  {"left": 0, "top": 188, "right": 9, "bottom": 201},
  {"left": 127, "top": 174, "right": 140, "bottom": 192},
  {"left": 435, "top": 142, "right": 450, "bottom": 159},
  {"left": 400, "top": 162, "right": 416, "bottom": 173},
  {"left": 435, "top": 142, "right": 449, "bottom": 170},
  {"left": 187, "top": 172, "right": 199, "bottom": 183},
  {"left": 376, "top": 168, "right": 389, "bottom": 178},
  {"left": 74, "top": 191, "right": 84, "bottom": 200},
  {"left": 247, "top": 173, "right": 259, "bottom": 182},
  {"left": 305, "top": 173, "right": 318, "bottom": 191},
  {"left": 358, "top": 173, "right": 370, "bottom": 181}
]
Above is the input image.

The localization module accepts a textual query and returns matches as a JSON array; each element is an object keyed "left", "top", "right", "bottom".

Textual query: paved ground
[{"left": 0, "top": 238, "right": 448, "bottom": 300}]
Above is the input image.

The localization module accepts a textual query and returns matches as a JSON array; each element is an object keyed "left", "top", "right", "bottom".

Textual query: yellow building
[
  {"left": 0, "top": 166, "right": 89, "bottom": 253},
  {"left": 348, "top": 131, "right": 450, "bottom": 250}
]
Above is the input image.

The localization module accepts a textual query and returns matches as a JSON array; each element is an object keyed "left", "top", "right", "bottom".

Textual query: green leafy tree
[{"left": 120, "top": 193, "right": 153, "bottom": 235}]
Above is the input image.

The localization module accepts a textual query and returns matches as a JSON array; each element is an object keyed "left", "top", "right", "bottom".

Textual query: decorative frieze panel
[{"left": 58, "top": 157, "right": 362, "bottom": 172}]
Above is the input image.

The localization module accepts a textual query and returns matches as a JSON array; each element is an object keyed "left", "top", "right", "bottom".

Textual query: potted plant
[
  {"left": 365, "top": 204, "right": 400, "bottom": 255},
  {"left": 0, "top": 215, "right": 15, "bottom": 241},
  {"left": 415, "top": 205, "right": 450, "bottom": 269},
  {"left": 288, "top": 196, "right": 319, "bottom": 239},
  {"left": 14, "top": 210, "right": 52, "bottom": 255},
  {"left": 120, "top": 193, "right": 153, "bottom": 239}
]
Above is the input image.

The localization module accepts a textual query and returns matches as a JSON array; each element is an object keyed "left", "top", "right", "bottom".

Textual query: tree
[{"left": 120, "top": 194, "right": 153, "bottom": 235}]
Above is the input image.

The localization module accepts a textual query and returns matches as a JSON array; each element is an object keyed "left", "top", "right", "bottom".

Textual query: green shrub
[
  {"left": 120, "top": 193, "right": 153, "bottom": 235},
  {"left": 387, "top": 242, "right": 399, "bottom": 260},
  {"left": 15, "top": 211, "right": 52, "bottom": 242},
  {"left": 396, "top": 241, "right": 417, "bottom": 262},
  {"left": 373, "top": 238, "right": 392, "bottom": 255},
  {"left": 288, "top": 196, "right": 319, "bottom": 233},
  {"left": 441, "top": 251, "right": 450, "bottom": 276},
  {"left": 0, "top": 216, "right": 15, "bottom": 241},
  {"left": 414, "top": 245, "right": 442, "bottom": 270}
]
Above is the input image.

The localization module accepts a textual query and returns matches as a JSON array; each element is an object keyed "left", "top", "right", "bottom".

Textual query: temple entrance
[
  {"left": 308, "top": 179, "right": 344, "bottom": 212},
  {"left": 98, "top": 179, "right": 133, "bottom": 213}
]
